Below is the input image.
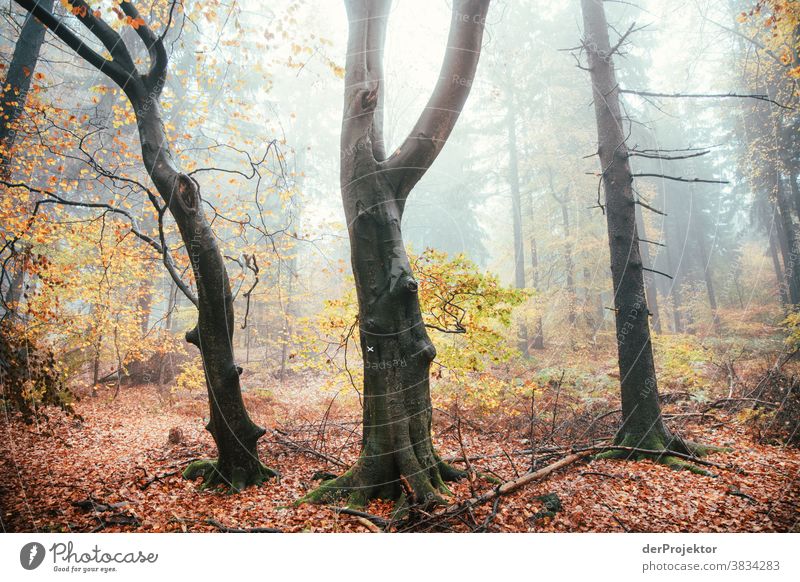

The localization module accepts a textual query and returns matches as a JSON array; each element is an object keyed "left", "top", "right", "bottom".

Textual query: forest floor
[{"left": 1, "top": 372, "right": 798, "bottom": 533}]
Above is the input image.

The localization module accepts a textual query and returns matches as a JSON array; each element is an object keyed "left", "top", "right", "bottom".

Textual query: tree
[
  {"left": 303, "top": 0, "right": 491, "bottom": 506},
  {"left": 0, "top": 0, "right": 54, "bottom": 171},
  {"left": 580, "top": 0, "right": 705, "bottom": 463},
  {"left": 13, "top": 0, "right": 277, "bottom": 491},
  {"left": 0, "top": 0, "right": 55, "bottom": 317}
]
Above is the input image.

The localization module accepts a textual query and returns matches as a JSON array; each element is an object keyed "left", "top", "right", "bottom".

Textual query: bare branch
[
  {"left": 620, "top": 88, "right": 792, "bottom": 109},
  {"left": 641, "top": 266, "right": 673, "bottom": 280},
  {"left": 11, "top": 0, "right": 133, "bottom": 90},
  {"left": 633, "top": 173, "right": 729, "bottom": 185}
]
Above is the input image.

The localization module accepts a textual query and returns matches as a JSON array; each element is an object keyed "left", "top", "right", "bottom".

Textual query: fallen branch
[
  {"left": 355, "top": 516, "right": 381, "bottom": 533},
  {"left": 335, "top": 507, "right": 390, "bottom": 530},
  {"left": 578, "top": 445, "right": 726, "bottom": 469},
  {"left": 205, "top": 518, "right": 282, "bottom": 533},
  {"left": 447, "top": 451, "right": 593, "bottom": 514},
  {"left": 272, "top": 431, "right": 348, "bottom": 468},
  {"left": 702, "top": 397, "right": 779, "bottom": 412}
]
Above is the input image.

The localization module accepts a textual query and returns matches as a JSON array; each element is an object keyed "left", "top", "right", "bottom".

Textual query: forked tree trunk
[
  {"left": 15, "top": 0, "right": 275, "bottom": 491},
  {"left": 304, "top": 0, "right": 490, "bottom": 506},
  {"left": 581, "top": 0, "right": 696, "bottom": 457}
]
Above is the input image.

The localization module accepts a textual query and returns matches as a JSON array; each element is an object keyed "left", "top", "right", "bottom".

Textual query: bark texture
[
  {"left": 581, "top": 0, "right": 696, "bottom": 458},
  {"left": 303, "top": 0, "right": 490, "bottom": 507},
  {"left": 14, "top": 0, "right": 275, "bottom": 491}
]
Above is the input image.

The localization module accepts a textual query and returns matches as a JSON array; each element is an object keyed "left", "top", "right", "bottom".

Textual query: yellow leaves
[{"left": 328, "top": 62, "right": 345, "bottom": 80}]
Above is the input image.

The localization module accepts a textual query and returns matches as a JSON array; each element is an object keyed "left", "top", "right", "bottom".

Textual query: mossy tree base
[
  {"left": 183, "top": 459, "right": 279, "bottom": 493},
  {"left": 594, "top": 431, "right": 722, "bottom": 476},
  {"left": 299, "top": 455, "right": 466, "bottom": 508}
]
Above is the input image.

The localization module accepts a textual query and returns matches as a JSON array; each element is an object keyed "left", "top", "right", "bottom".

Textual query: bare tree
[
  {"left": 303, "top": 0, "right": 491, "bottom": 506},
  {"left": 13, "top": 0, "right": 277, "bottom": 491},
  {"left": 580, "top": 0, "right": 706, "bottom": 463}
]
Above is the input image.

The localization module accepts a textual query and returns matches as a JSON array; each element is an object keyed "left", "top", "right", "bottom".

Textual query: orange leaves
[
  {"left": 72, "top": 4, "right": 88, "bottom": 18},
  {"left": 127, "top": 16, "right": 146, "bottom": 30}
]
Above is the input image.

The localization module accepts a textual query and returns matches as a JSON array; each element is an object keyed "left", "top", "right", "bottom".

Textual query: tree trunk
[
  {"left": 12, "top": 0, "right": 277, "bottom": 491},
  {"left": 581, "top": 0, "right": 694, "bottom": 456},
  {"left": 506, "top": 96, "right": 528, "bottom": 354},
  {"left": 304, "top": 0, "right": 490, "bottom": 506},
  {"left": 635, "top": 205, "right": 662, "bottom": 334},
  {"left": 547, "top": 170, "right": 576, "bottom": 325},
  {"left": 768, "top": 209, "right": 790, "bottom": 306},
  {"left": 691, "top": 220, "right": 720, "bottom": 331},
  {"left": 0, "top": 0, "right": 53, "bottom": 170},
  {"left": 135, "top": 104, "right": 275, "bottom": 490},
  {"left": 528, "top": 232, "right": 545, "bottom": 350},
  {"left": 774, "top": 178, "right": 800, "bottom": 305}
]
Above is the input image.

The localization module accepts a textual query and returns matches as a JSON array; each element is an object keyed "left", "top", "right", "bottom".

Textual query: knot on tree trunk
[
  {"left": 359, "top": 86, "right": 379, "bottom": 112},
  {"left": 185, "top": 325, "right": 200, "bottom": 347},
  {"left": 402, "top": 275, "right": 418, "bottom": 293},
  {"left": 173, "top": 173, "right": 199, "bottom": 214}
]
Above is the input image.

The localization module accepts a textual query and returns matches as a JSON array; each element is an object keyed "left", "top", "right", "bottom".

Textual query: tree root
[
  {"left": 183, "top": 459, "right": 279, "bottom": 493},
  {"left": 297, "top": 458, "right": 466, "bottom": 508},
  {"left": 589, "top": 433, "right": 728, "bottom": 476}
]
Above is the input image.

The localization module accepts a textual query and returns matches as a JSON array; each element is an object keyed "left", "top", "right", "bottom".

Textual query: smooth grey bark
[
  {"left": 304, "top": 0, "right": 490, "bottom": 506},
  {"left": 581, "top": 0, "right": 693, "bottom": 454},
  {"left": 14, "top": 0, "right": 275, "bottom": 490}
]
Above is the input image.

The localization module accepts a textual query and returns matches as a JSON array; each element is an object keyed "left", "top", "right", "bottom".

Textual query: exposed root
[
  {"left": 591, "top": 432, "right": 723, "bottom": 476},
  {"left": 183, "top": 459, "right": 279, "bottom": 493},
  {"left": 298, "top": 458, "right": 466, "bottom": 508}
]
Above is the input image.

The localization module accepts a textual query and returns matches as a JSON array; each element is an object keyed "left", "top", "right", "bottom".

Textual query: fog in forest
[{"left": 1, "top": 0, "right": 798, "bottom": 535}]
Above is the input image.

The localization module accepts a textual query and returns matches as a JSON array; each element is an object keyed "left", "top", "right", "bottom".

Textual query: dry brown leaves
[{"left": 0, "top": 383, "right": 797, "bottom": 533}]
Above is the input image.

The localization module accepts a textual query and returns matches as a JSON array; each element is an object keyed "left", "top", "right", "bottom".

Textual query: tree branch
[
  {"left": 620, "top": 88, "right": 792, "bottom": 109},
  {"left": 633, "top": 173, "right": 729, "bottom": 184},
  {"left": 383, "top": 0, "right": 491, "bottom": 199},
  {"left": 11, "top": 0, "right": 133, "bottom": 90}
]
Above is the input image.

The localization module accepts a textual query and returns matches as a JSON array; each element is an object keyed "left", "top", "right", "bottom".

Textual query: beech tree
[
  {"left": 0, "top": 0, "right": 53, "bottom": 171},
  {"left": 580, "top": 0, "right": 707, "bottom": 464},
  {"left": 13, "top": 0, "right": 277, "bottom": 491},
  {"left": 304, "top": 0, "right": 491, "bottom": 506}
]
